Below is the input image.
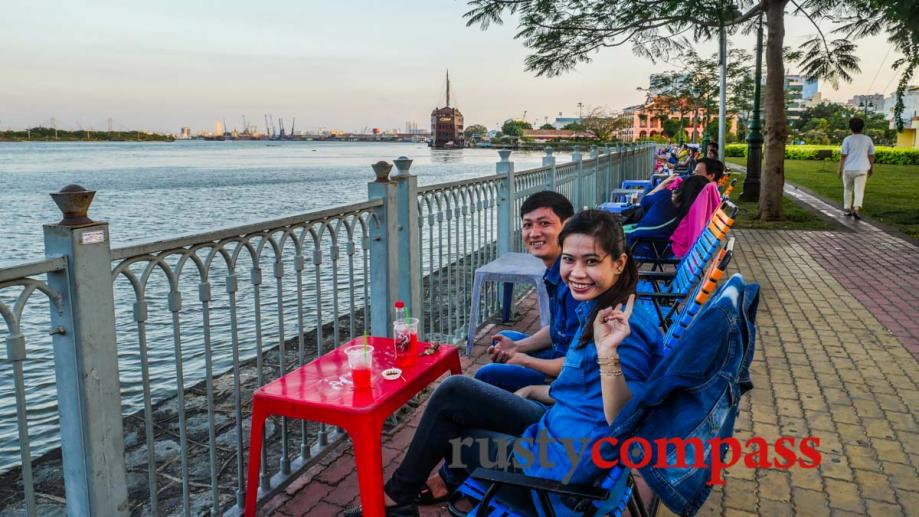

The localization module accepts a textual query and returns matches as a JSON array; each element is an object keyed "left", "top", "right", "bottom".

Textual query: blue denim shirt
[
  {"left": 599, "top": 274, "right": 760, "bottom": 515},
  {"left": 515, "top": 299, "right": 663, "bottom": 486},
  {"left": 544, "top": 258, "right": 582, "bottom": 354}
]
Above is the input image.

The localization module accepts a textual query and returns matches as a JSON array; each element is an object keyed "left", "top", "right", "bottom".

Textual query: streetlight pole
[{"left": 740, "top": 12, "right": 764, "bottom": 202}]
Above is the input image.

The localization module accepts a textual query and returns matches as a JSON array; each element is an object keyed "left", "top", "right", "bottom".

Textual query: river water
[
  {"left": 1, "top": 141, "right": 553, "bottom": 266},
  {"left": 0, "top": 141, "right": 555, "bottom": 473}
]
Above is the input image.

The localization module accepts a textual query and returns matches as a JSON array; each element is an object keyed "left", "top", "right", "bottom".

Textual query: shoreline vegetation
[{"left": 1, "top": 127, "right": 174, "bottom": 142}]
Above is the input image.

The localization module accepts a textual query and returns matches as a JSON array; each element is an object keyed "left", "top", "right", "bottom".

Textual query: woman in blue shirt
[
  {"left": 625, "top": 174, "right": 710, "bottom": 258},
  {"left": 344, "top": 211, "right": 662, "bottom": 517}
]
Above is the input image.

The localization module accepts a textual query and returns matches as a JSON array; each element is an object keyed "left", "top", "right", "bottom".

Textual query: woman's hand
[{"left": 593, "top": 294, "right": 635, "bottom": 358}]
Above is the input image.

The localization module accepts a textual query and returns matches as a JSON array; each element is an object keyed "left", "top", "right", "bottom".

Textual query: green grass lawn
[{"left": 725, "top": 158, "right": 919, "bottom": 239}]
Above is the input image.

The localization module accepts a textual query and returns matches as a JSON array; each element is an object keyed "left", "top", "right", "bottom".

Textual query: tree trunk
[{"left": 758, "top": 0, "right": 789, "bottom": 220}]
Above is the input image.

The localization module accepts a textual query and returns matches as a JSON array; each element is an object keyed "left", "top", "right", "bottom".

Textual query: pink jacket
[{"left": 670, "top": 182, "right": 721, "bottom": 258}]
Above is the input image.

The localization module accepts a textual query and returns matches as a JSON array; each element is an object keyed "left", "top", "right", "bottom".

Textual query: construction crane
[
  {"left": 290, "top": 117, "right": 295, "bottom": 137},
  {"left": 521, "top": 110, "right": 527, "bottom": 123},
  {"left": 264, "top": 114, "right": 271, "bottom": 137},
  {"left": 278, "top": 118, "right": 286, "bottom": 139}
]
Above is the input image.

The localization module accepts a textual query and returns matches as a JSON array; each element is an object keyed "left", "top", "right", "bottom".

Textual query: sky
[{"left": 0, "top": 0, "right": 912, "bottom": 134}]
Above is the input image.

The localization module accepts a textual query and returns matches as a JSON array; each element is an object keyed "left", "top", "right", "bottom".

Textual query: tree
[
  {"left": 562, "top": 121, "right": 585, "bottom": 131},
  {"left": 581, "top": 108, "right": 629, "bottom": 141},
  {"left": 792, "top": 102, "right": 895, "bottom": 145},
  {"left": 464, "top": 124, "right": 489, "bottom": 141},
  {"left": 463, "top": 0, "right": 917, "bottom": 221},
  {"left": 501, "top": 119, "right": 532, "bottom": 137},
  {"left": 539, "top": 123, "right": 556, "bottom": 130},
  {"left": 661, "top": 118, "right": 681, "bottom": 139}
]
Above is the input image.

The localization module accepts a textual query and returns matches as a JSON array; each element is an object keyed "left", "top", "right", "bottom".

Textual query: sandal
[
  {"left": 447, "top": 491, "right": 479, "bottom": 517},
  {"left": 415, "top": 482, "right": 452, "bottom": 505}
]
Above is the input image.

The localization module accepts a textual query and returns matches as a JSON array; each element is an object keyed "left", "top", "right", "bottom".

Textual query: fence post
[
  {"left": 368, "top": 161, "right": 399, "bottom": 337},
  {"left": 495, "top": 150, "right": 515, "bottom": 320},
  {"left": 616, "top": 142, "right": 624, "bottom": 188},
  {"left": 543, "top": 146, "right": 556, "bottom": 191},
  {"left": 42, "top": 185, "right": 129, "bottom": 517},
  {"left": 392, "top": 156, "right": 422, "bottom": 335},
  {"left": 589, "top": 146, "right": 598, "bottom": 206},
  {"left": 572, "top": 146, "right": 582, "bottom": 209},
  {"left": 603, "top": 145, "right": 613, "bottom": 202}
]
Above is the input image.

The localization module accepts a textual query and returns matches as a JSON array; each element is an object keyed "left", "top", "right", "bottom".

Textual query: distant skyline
[{"left": 1, "top": 1, "right": 913, "bottom": 134}]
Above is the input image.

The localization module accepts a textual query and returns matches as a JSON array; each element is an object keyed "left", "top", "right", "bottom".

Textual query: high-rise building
[
  {"left": 848, "top": 94, "right": 885, "bottom": 114},
  {"left": 784, "top": 75, "right": 807, "bottom": 121},
  {"left": 179, "top": 127, "right": 191, "bottom": 139},
  {"left": 801, "top": 77, "right": 819, "bottom": 100}
]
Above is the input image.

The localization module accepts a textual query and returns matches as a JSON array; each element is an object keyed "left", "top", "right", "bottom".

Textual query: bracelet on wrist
[{"left": 597, "top": 355, "right": 620, "bottom": 367}]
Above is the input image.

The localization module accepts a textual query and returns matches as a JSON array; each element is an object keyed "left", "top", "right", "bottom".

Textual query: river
[{"left": 1, "top": 140, "right": 553, "bottom": 266}]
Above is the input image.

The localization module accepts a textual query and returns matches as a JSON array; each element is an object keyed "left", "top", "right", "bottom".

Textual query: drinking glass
[
  {"left": 344, "top": 345, "right": 374, "bottom": 389},
  {"left": 393, "top": 317, "right": 419, "bottom": 365}
]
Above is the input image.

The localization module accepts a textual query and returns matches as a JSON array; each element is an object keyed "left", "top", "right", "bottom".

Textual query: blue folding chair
[
  {"left": 630, "top": 200, "right": 736, "bottom": 271},
  {"left": 633, "top": 201, "right": 736, "bottom": 329}
]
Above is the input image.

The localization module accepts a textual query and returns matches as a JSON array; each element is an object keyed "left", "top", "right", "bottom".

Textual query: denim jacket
[{"left": 595, "top": 274, "right": 759, "bottom": 515}]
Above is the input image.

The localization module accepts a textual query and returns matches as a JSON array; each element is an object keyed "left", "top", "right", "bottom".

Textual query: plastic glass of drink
[
  {"left": 393, "top": 318, "right": 419, "bottom": 365},
  {"left": 344, "top": 345, "right": 374, "bottom": 389}
]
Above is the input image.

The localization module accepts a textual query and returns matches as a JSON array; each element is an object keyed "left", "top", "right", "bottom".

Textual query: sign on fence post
[{"left": 43, "top": 185, "right": 129, "bottom": 517}]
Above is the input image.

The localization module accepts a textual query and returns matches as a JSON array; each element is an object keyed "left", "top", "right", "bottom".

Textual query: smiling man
[{"left": 474, "top": 191, "right": 580, "bottom": 393}]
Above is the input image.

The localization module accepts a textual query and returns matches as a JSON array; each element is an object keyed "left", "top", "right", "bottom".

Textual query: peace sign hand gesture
[{"left": 593, "top": 294, "right": 635, "bottom": 358}]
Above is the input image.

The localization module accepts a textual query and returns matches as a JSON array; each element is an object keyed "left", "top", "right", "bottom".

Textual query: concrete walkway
[{"left": 261, "top": 185, "right": 919, "bottom": 516}]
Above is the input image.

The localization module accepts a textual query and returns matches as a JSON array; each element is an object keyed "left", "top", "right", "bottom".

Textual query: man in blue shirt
[{"left": 474, "top": 191, "right": 581, "bottom": 393}]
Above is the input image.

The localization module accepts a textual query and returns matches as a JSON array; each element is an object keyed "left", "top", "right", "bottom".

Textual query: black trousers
[{"left": 383, "top": 375, "right": 547, "bottom": 505}]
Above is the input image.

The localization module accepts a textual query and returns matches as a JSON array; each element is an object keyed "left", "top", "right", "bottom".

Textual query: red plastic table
[{"left": 244, "top": 336, "right": 462, "bottom": 517}]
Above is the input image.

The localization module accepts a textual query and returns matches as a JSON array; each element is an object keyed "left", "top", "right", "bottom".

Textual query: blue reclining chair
[
  {"left": 451, "top": 262, "right": 739, "bottom": 517},
  {"left": 635, "top": 204, "right": 735, "bottom": 330},
  {"left": 630, "top": 200, "right": 736, "bottom": 271}
]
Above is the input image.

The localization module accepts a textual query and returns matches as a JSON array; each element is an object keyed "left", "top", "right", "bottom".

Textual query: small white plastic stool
[{"left": 466, "top": 252, "right": 551, "bottom": 354}]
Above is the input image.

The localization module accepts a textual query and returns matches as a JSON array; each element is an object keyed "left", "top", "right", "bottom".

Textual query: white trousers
[{"left": 842, "top": 170, "right": 868, "bottom": 210}]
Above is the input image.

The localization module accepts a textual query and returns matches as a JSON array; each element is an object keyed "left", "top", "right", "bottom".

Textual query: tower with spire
[{"left": 430, "top": 70, "right": 464, "bottom": 149}]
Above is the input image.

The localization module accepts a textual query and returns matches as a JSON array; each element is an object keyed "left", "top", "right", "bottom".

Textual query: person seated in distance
[
  {"left": 658, "top": 157, "right": 726, "bottom": 191},
  {"left": 624, "top": 175, "right": 711, "bottom": 257},
  {"left": 342, "top": 210, "right": 663, "bottom": 517},
  {"left": 474, "top": 191, "right": 580, "bottom": 393}
]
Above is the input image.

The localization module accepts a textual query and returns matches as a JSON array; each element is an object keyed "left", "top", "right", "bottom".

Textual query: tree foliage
[
  {"left": 539, "top": 123, "right": 556, "bottom": 130},
  {"left": 580, "top": 108, "right": 629, "bottom": 141},
  {"left": 464, "top": 124, "right": 489, "bottom": 141},
  {"left": 791, "top": 103, "right": 895, "bottom": 145},
  {"left": 462, "top": 0, "right": 917, "bottom": 220},
  {"left": 501, "top": 120, "right": 533, "bottom": 136}
]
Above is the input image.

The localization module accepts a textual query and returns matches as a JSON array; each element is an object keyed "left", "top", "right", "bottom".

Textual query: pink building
[{"left": 616, "top": 99, "right": 736, "bottom": 142}]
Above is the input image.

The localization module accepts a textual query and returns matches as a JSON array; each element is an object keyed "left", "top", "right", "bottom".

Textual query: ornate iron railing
[{"left": 0, "top": 143, "right": 657, "bottom": 516}]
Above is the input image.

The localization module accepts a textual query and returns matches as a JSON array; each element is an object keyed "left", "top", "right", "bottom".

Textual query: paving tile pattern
[{"left": 271, "top": 228, "right": 919, "bottom": 517}]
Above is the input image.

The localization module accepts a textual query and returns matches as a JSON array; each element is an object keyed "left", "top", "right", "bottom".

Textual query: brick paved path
[{"left": 265, "top": 225, "right": 919, "bottom": 516}]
